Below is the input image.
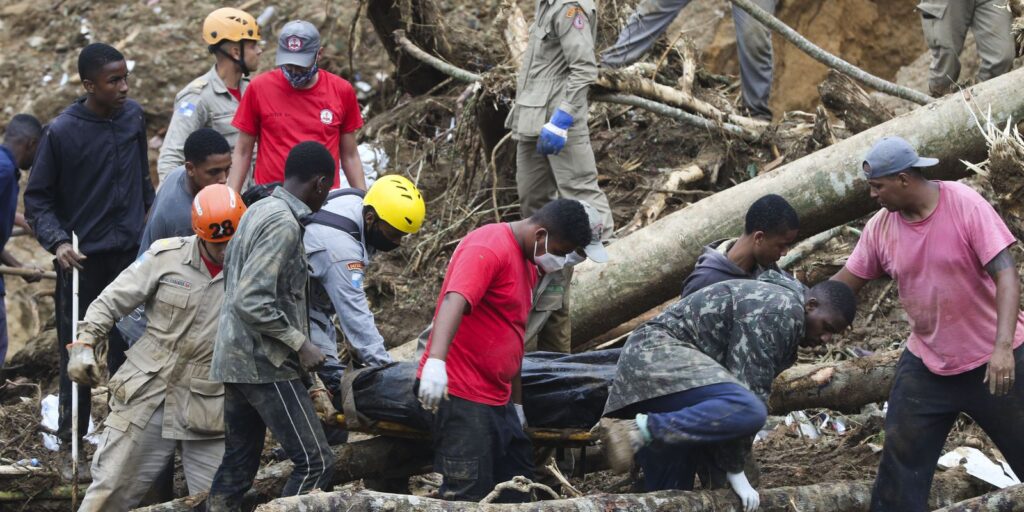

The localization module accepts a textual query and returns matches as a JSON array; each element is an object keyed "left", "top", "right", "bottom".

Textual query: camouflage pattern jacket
[
  {"left": 211, "top": 187, "right": 313, "bottom": 384},
  {"left": 604, "top": 271, "right": 806, "bottom": 472}
]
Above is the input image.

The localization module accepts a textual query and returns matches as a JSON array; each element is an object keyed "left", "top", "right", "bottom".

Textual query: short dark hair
[
  {"left": 810, "top": 280, "right": 857, "bottom": 325},
  {"left": 284, "top": 141, "right": 336, "bottom": 184},
  {"left": 3, "top": 114, "right": 42, "bottom": 145},
  {"left": 184, "top": 128, "right": 231, "bottom": 165},
  {"left": 745, "top": 194, "right": 799, "bottom": 235},
  {"left": 77, "top": 43, "right": 125, "bottom": 81},
  {"left": 532, "top": 199, "right": 592, "bottom": 250}
]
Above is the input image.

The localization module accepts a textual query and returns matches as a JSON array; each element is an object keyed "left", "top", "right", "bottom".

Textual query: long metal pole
[{"left": 70, "top": 232, "right": 79, "bottom": 509}]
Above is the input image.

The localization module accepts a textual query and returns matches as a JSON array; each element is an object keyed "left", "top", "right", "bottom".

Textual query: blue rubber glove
[{"left": 537, "top": 108, "right": 574, "bottom": 155}]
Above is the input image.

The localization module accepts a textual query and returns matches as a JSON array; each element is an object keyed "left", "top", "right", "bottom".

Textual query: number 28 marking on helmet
[{"left": 209, "top": 220, "right": 236, "bottom": 239}]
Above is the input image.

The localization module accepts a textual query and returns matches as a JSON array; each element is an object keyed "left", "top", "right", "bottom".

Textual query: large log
[
  {"left": 253, "top": 470, "right": 985, "bottom": 512},
  {"left": 934, "top": 483, "right": 1024, "bottom": 511},
  {"left": 569, "top": 68, "right": 1024, "bottom": 347},
  {"left": 818, "top": 70, "right": 894, "bottom": 134},
  {"left": 133, "top": 437, "right": 431, "bottom": 512},
  {"left": 769, "top": 350, "right": 899, "bottom": 414}
]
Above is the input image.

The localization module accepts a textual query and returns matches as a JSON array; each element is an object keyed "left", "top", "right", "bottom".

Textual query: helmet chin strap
[{"left": 214, "top": 43, "right": 250, "bottom": 76}]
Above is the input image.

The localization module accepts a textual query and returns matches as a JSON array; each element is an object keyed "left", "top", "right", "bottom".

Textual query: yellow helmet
[
  {"left": 363, "top": 175, "right": 426, "bottom": 234},
  {"left": 203, "top": 8, "right": 261, "bottom": 45}
]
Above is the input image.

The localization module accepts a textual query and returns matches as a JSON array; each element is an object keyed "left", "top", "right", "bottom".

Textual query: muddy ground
[{"left": 0, "top": 0, "right": 1016, "bottom": 509}]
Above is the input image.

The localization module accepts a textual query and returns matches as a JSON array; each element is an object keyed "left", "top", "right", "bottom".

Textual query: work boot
[{"left": 598, "top": 418, "right": 644, "bottom": 474}]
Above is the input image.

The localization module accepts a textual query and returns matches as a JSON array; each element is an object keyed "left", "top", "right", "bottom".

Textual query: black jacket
[{"left": 25, "top": 98, "right": 155, "bottom": 254}]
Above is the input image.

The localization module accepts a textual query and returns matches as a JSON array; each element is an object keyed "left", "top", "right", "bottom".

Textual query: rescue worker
[
  {"left": 157, "top": 7, "right": 261, "bottom": 184},
  {"left": 830, "top": 137, "right": 1024, "bottom": 511},
  {"left": 681, "top": 194, "right": 799, "bottom": 298},
  {"left": 208, "top": 141, "right": 335, "bottom": 511},
  {"left": 917, "top": 0, "right": 1013, "bottom": 97},
  {"left": 304, "top": 175, "right": 426, "bottom": 395},
  {"left": 602, "top": 0, "right": 777, "bottom": 119},
  {"left": 25, "top": 42, "right": 155, "bottom": 474},
  {"left": 599, "top": 273, "right": 856, "bottom": 511},
  {"left": 416, "top": 199, "right": 593, "bottom": 502},
  {"left": 67, "top": 185, "right": 246, "bottom": 511}
]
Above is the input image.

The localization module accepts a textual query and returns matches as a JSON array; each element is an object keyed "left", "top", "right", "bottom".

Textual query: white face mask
[
  {"left": 533, "top": 232, "right": 566, "bottom": 274},
  {"left": 564, "top": 251, "right": 586, "bottom": 267}
]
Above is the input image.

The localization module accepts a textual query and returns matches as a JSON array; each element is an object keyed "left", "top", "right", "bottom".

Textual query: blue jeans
[
  {"left": 619, "top": 382, "right": 767, "bottom": 491},
  {"left": 871, "top": 347, "right": 1024, "bottom": 511}
]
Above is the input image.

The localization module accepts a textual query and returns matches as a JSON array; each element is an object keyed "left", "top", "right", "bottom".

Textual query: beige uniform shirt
[
  {"left": 157, "top": 65, "right": 248, "bottom": 182},
  {"left": 506, "top": 0, "right": 598, "bottom": 140},
  {"left": 78, "top": 236, "right": 226, "bottom": 441}
]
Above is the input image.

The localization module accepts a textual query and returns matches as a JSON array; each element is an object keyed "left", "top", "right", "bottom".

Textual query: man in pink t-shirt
[
  {"left": 832, "top": 137, "right": 1024, "bottom": 512},
  {"left": 415, "top": 199, "right": 595, "bottom": 502}
]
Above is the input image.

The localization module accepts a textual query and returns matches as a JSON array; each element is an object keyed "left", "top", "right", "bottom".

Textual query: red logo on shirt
[
  {"left": 286, "top": 36, "right": 303, "bottom": 51},
  {"left": 320, "top": 109, "right": 334, "bottom": 125}
]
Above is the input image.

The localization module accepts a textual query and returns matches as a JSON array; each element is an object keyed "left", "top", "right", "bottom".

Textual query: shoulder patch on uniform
[
  {"left": 177, "top": 100, "right": 196, "bottom": 118},
  {"left": 346, "top": 261, "right": 365, "bottom": 271},
  {"left": 350, "top": 270, "right": 364, "bottom": 288}
]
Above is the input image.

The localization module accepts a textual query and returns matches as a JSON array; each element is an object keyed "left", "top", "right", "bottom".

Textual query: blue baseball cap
[{"left": 862, "top": 137, "right": 938, "bottom": 179}]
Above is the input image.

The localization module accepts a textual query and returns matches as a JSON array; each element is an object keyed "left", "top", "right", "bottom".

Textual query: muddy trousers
[
  {"left": 208, "top": 381, "right": 335, "bottom": 512},
  {"left": 78, "top": 405, "right": 224, "bottom": 512},
  {"left": 619, "top": 382, "right": 767, "bottom": 491},
  {"left": 516, "top": 138, "right": 614, "bottom": 238},
  {"left": 601, "top": 0, "right": 776, "bottom": 118},
  {"left": 432, "top": 395, "right": 534, "bottom": 502},
  {"left": 55, "top": 249, "right": 136, "bottom": 447},
  {"left": 918, "top": 0, "right": 1013, "bottom": 96},
  {"left": 870, "top": 347, "right": 1024, "bottom": 512}
]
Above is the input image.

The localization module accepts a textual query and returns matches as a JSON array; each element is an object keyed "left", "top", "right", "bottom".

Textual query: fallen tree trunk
[
  {"left": 254, "top": 470, "right": 985, "bottom": 512},
  {"left": 769, "top": 350, "right": 899, "bottom": 414},
  {"left": 134, "top": 437, "right": 432, "bottom": 512},
  {"left": 367, "top": 0, "right": 453, "bottom": 94},
  {"left": 569, "top": 68, "right": 1024, "bottom": 347},
  {"left": 818, "top": 70, "right": 894, "bottom": 134},
  {"left": 934, "top": 483, "right": 1024, "bottom": 511}
]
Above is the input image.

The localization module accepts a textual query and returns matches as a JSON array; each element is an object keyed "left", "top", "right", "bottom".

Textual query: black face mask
[{"left": 366, "top": 222, "right": 399, "bottom": 252}]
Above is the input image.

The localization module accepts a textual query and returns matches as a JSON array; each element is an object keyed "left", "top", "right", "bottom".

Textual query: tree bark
[
  {"left": 253, "top": 470, "right": 985, "bottom": 512},
  {"left": 818, "top": 70, "right": 895, "bottom": 134},
  {"left": 933, "top": 483, "right": 1024, "bottom": 511},
  {"left": 569, "top": 67, "right": 1024, "bottom": 347},
  {"left": 769, "top": 350, "right": 899, "bottom": 414},
  {"left": 366, "top": 0, "right": 453, "bottom": 94},
  {"left": 133, "top": 437, "right": 432, "bottom": 512}
]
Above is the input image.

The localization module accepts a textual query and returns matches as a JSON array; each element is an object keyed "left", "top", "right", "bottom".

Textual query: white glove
[
  {"left": 727, "top": 471, "right": 760, "bottom": 512},
  {"left": 418, "top": 358, "right": 448, "bottom": 410},
  {"left": 68, "top": 342, "right": 103, "bottom": 387},
  {"left": 514, "top": 403, "right": 527, "bottom": 428}
]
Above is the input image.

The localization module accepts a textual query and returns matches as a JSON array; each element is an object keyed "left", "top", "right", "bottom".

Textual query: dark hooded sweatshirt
[
  {"left": 25, "top": 98, "right": 155, "bottom": 255},
  {"left": 680, "top": 238, "right": 782, "bottom": 299}
]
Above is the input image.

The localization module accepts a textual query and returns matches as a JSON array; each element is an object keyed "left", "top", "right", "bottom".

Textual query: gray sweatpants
[
  {"left": 918, "top": 0, "right": 1013, "bottom": 96},
  {"left": 515, "top": 137, "right": 614, "bottom": 237},
  {"left": 602, "top": 0, "right": 777, "bottom": 118},
  {"left": 79, "top": 405, "right": 225, "bottom": 512}
]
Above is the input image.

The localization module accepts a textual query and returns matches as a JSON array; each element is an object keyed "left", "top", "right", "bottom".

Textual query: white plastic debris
[
  {"left": 40, "top": 394, "right": 98, "bottom": 451},
  {"left": 59, "top": 72, "right": 69, "bottom": 87},
  {"left": 784, "top": 411, "right": 820, "bottom": 440},
  {"left": 938, "top": 447, "right": 1021, "bottom": 488},
  {"left": 355, "top": 81, "right": 372, "bottom": 94},
  {"left": 126, "top": 60, "right": 136, "bottom": 72},
  {"left": 336, "top": 143, "right": 387, "bottom": 189},
  {"left": 42, "top": 74, "right": 52, "bottom": 85}
]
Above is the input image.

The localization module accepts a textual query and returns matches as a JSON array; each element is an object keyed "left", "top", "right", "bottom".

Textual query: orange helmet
[
  {"left": 192, "top": 184, "right": 246, "bottom": 242},
  {"left": 203, "top": 8, "right": 261, "bottom": 45}
]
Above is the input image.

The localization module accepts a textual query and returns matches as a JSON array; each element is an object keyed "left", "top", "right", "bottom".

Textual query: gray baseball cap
[
  {"left": 862, "top": 136, "right": 938, "bottom": 179},
  {"left": 577, "top": 201, "right": 609, "bottom": 263},
  {"left": 276, "top": 20, "right": 320, "bottom": 68}
]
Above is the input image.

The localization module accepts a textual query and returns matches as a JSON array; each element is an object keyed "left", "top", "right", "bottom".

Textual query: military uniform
[
  {"left": 506, "top": 0, "right": 614, "bottom": 236},
  {"left": 157, "top": 66, "right": 249, "bottom": 183},
  {"left": 77, "top": 236, "right": 226, "bottom": 511},
  {"left": 604, "top": 271, "right": 805, "bottom": 474},
  {"left": 208, "top": 187, "right": 334, "bottom": 510},
  {"left": 304, "top": 192, "right": 393, "bottom": 393},
  {"left": 917, "top": 0, "right": 1013, "bottom": 97}
]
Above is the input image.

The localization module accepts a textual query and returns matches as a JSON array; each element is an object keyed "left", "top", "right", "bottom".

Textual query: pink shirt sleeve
[
  {"left": 444, "top": 244, "right": 499, "bottom": 312},
  {"left": 966, "top": 198, "right": 1016, "bottom": 267},
  {"left": 845, "top": 212, "right": 886, "bottom": 280}
]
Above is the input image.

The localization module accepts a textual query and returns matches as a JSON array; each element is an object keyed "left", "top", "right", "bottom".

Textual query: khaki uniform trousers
[
  {"left": 515, "top": 137, "right": 614, "bottom": 237},
  {"left": 919, "top": 0, "right": 1013, "bottom": 96},
  {"left": 79, "top": 405, "right": 225, "bottom": 511}
]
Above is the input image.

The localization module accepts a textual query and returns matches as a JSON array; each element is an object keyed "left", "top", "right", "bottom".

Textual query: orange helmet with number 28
[{"left": 192, "top": 184, "right": 246, "bottom": 242}]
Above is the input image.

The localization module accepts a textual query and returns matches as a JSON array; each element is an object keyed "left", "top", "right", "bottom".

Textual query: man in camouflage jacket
[{"left": 599, "top": 271, "right": 856, "bottom": 512}]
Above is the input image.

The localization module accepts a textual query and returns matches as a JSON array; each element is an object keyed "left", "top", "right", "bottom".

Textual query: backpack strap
[{"left": 302, "top": 188, "right": 366, "bottom": 241}]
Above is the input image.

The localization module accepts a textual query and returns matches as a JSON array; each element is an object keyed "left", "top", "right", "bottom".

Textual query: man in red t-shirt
[
  {"left": 832, "top": 137, "right": 1024, "bottom": 511},
  {"left": 227, "top": 20, "right": 366, "bottom": 192},
  {"left": 416, "top": 199, "right": 593, "bottom": 502}
]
